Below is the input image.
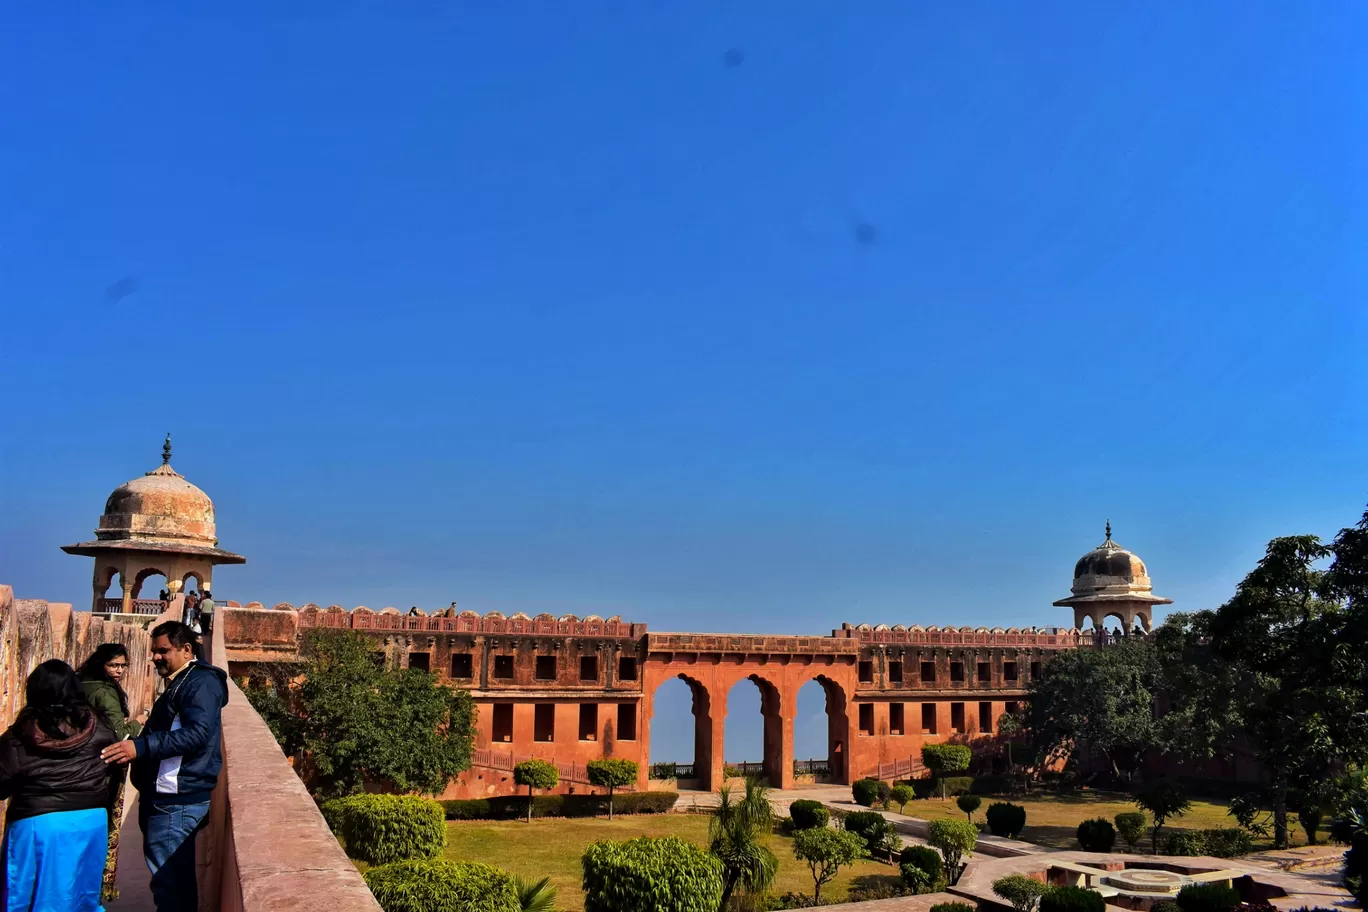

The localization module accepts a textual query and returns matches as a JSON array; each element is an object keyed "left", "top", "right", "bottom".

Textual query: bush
[
  {"left": 891, "top": 784, "right": 915, "bottom": 812},
  {"left": 922, "top": 744, "right": 972, "bottom": 777},
  {"left": 1114, "top": 811, "right": 1147, "bottom": 852},
  {"left": 877, "top": 780, "right": 893, "bottom": 807},
  {"left": 1151, "top": 902, "right": 1182, "bottom": 912},
  {"left": 581, "top": 836, "right": 723, "bottom": 912},
  {"left": 943, "top": 776, "right": 975, "bottom": 797},
  {"left": 900, "top": 844, "right": 945, "bottom": 890},
  {"left": 985, "top": 802, "right": 1027, "bottom": 838},
  {"left": 1038, "top": 886, "right": 1105, "bottom": 912},
  {"left": 339, "top": 795, "right": 445, "bottom": 865},
  {"left": 758, "top": 892, "right": 827, "bottom": 909},
  {"left": 926, "top": 818, "right": 978, "bottom": 884},
  {"left": 993, "top": 874, "right": 1048, "bottom": 912},
  {"left": 1162, "top": 828, "right": 1252, "bottom": 858},
  {"left": 586, "top": 758, "right": 639, "bottom": 820},
  {"left": 972, "top": 774, "right": 1012, "bottom": 795},
  {"left": 793, "top": 828, "right": 868, "bottom": 903},
  {"left": 650, "top": 761, "right": 678, "bottom": 780},
  {"left": 789, "top": 799, "right": 830, "bottom": 831},
  {"left": 513, "top": 759, "right": 559, "bottom": 823},
  {"left": 1175, "top": 883, "right": 1240, "bottom": 912},
  {"left": 848, "top": 875, "right": 917, "bottom": 902},
  {"left": 899, "top": 864, "right": 931, "bottom": 893},
  {"left": 911, "top": 778, "right": 939, "bottom": 800},
  {"left": 930, "top": 904, "right": 977, "bottom": 912},
  {"left": 852, "top": 778, "right": 880, "bottom": 807},
  {"left": 1076, "top": 818, "right": 1116, "bottom": 852},
  {"left": 842, "top": 811, "right": 900, "bottom": 857},
  {"left": 440, "top": 791, "right": 677, "bottom": 820},
  {"left": 363, "top": 860, "right": 520, "bottom": 912},
  {"left": 1163, "top": 831, "right": 1206, "bottom": 856},
  {"left": 958, "top": 794, "right": 983, "bottom": 820}
]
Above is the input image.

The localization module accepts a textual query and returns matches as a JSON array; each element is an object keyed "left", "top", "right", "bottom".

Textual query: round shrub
[
  {"left": 930, "top": 903, "right": 977, "bottom": 912},
  {"left": 1175, "top": 883, "right": 1240, "bottom": 912},
  {"left": 1196, "top": 828, "right": 1252, "bottom": 858},
  {"left": 993, "top": 873, "right": 1048, "bottom": 912},
  {"left": 788, "top": 799, "right": 829, "bottom": 831},
  {"left": 1076, "top": 818, "right": 1116, "bottom": 852},
  {"left": 921, "top": 743, "right": 973, "bottom": 775},
  {"left": 891, "top": 784, "right": 915, "bottom": 810},
  {"left": 843, "top": 810, "right": 900, "bottom": 857},
  {"left": 927, "top": 818, "right": 979, "bottom": 883},
  {"left": 852, "top": 778, "right": 880, "bottom": 807},
  {"left": 342, "top": 794, "right": 446, "bottom": 865},
  {"left": 1162, "top": 830, "right": 1206, "bottom": 856},
  {"left": 985, "top": 801, "right": 1027, "bottom": 838},
  {"left": 958, "top": 794, "right": 983, "bottom": 819},
  {"left": 1114, "top": 811, "right": 1147, "bottom": 852},
  {"left": 900, "top": 844, "right": 945, "bottom": 889},
  {"left": 582, "top": 836, "right": 723, "bottom": 912},
  {"left": 877, "top": 780, "right": 893, "bottom": 807},
  {"left": 1151, "top": 902, "right": 1182, "bottom": 912},
  {"left": 1039, "top": 886, "right": 1105, "bottom": 912},
  {"left": 364, "top": 860, "right": 520, "bottom": 912}
]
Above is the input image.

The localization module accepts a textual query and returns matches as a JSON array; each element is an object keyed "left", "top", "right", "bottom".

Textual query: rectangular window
[
  {"left": 977, "top": 662, "right": 991, "bottom": 684},
  {"left": 858, "top": 661, "right": 874, "bottom": 683},
  {"left": 950, "top": 662, "right": 964, "bottom": 683},
  {"left": 580, "top": 655, "right": 599, "bottom": 682},
  {"left": 535, "top": 656, "right": 557, "bottom": 681},
  {"left": 1004, "top": 662, "right": 1018, "bottom": 682},
  {"left": 889, "top": 703, "right": 905, "bottom": 735},
  {"left": 492, "top": 703, "right": 513, "bottom": 743},
  {"left": 858, "top": 703, "right": 874, "bottom": 736},
  {"left": 1006, "top": 700, "right": 1020, "bottom": 716},
  {"left": 888, "top": 661, "right": 903, "bottom": 684},
  {"left": 979, "top": 701, "right": 992, "bottom": 732},
  {"left": 920, "top": 662, "right": 936, "bottom": 683},
  {"left": 534, "top": 704, "right": 555, "bottom": 742},
  {"left": 951, "top": 702, "right": 966, "bottom": 733},
  {"left": 579, "top": 704, "right": 598, "bottom": 741},
  {"left": 408, "top": 652, "right": 430, "bottom": 672},
  {"left": 921, "top": 703, "right": 937, "bottom": 734},
  {"left": 450, "top": 653, "right": 473, "bottom": 678},
  {"left": 1030, "top": 661, "right": 1042, "bottom": 680},
  {"left": 617, "top": 703, "right": 637, "bottom": 741},
  {"left": 618, "top": 657, "right": 638, "bottom": 681},
  {"left": 493, "top": 655, "right": 514, "bottom": 679}
]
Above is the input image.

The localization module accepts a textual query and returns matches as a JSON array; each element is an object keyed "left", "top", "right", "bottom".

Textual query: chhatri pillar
[
  {"left": 63, "top": 434, "right": 246, "bottom": 620},
  {"left": 1053, "top": 522, "right": 1171, "bottom": 643}
]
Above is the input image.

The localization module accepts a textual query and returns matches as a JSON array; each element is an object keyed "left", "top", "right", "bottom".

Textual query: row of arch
[{"left": 99, "top": 566, "right": 206, "bottom": 599}]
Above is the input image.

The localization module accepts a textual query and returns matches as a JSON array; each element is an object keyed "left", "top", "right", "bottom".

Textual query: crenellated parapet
[{"left": 834, "top": 622, "right": 1082, "bottom": 648}]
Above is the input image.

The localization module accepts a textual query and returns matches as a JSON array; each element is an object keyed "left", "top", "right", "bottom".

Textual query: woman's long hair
[
  {"left": 78, "top": 642, "right": 132, "bottom": 717},
  {"left": 23, "top": 659, "right": 93, "bottom": 740}
]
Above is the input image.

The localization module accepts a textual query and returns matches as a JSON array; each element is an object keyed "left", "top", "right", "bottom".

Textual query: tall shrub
[
  {"left": 788, "top": 799, "right": 829, "bottom": 831},
  {"left": 582, "top": 836, "right": 723, "bottom": 912},
  {"left": 1114, "top": 811, "right": 1147, "bottom": 852},
  {"left": 792, "top": 827, "right": 867, "bottom": 903},
  {"left": 957, "top": 794, "right": 982, "bottom": 821},
  {"left": 364, "top": 860, "right": 520, "bottom": 912},
  {"left": 986, "top": 801, "right": 1028, "bottom": 838},
  {"left": 586, "top": 758, "right": 638, "bottom": 820},
  {"left": 926, "top": 818, "right": 978, "bottom": 884},
  {"left": 922, "top": 744, "right": 972, "bottom": 800},
  {"left": 891, "top": 784, "right": 915, "bottom": 813},
  {"left": 342, "top": 794, "right": 446, "bottom": 865},
  {"left": 709, "top": 779, "right": 777, "bottom": 910},
  {"left": 1076, "top": 818, "right": 1116, "bottom": 852},
  {"left": 513, "top": 759, "right": 559, "bottom": 824}
]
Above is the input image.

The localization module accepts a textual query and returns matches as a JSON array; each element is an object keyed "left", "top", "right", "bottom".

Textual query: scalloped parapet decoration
[
  {"left": 271, "top": 602, "right": 296, "bottom": 612},
  {"left": 841, "top": 621, "right": 1076, "bottom": 648},
  {"left": 289, "top": 604, "right": 646, "bottom": 638},
  {"left": 244, "top": 601, "right": 265, "bottom": 610}
]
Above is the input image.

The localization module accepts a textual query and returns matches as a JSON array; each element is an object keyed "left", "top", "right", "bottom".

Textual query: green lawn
[
  {"left": 441, "top": 814, "right": 900, "bottom": 911},
  {"left": 892, "top": 789, "right": 1312, "bottom": 850}
]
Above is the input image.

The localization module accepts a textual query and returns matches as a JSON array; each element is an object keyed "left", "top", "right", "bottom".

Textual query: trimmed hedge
[
  {"left": 852, "top": 778, "right": 880, "bottom": 807},
  {"left": 582, "top": 836, "right": 723, "bottom": 912},
  {"left": 985, "top": 801, "right": 1027, "bottom": 838},
  {"left": 843, "top": 810, "right": 901, "bottom": 856},
  {"left": 1175, "top": 883, "right": 1240, "bottom": 912},
  {"left": 1162, "top": 828, "right": 1252, "bottom": 859},
  {"left": 788, "top": 799, "right": 829, "bottom": 830},
  {"left": 1076, "top": 818, "right": 1116, "bottom": 852},
  {"left": 441, "top": 791, "right": 678, "bottom": 820},
  {"left": 364, "top": 860, "right": 520, "bottom": 912},
  {"left": 908, "top": 775, "right": 975, "bottom": 799},
  {"left": 929, "top": 904, "right": 976, "bottom": 912},
  {"left": 325, "top": 794, "right": 446, "bottom": 865},
  {"left": 900, "top": 844, "right": 945, "bottom": 889},
  {"left": 1039, "top": 886, "right": 1105, "bottom": 912}
]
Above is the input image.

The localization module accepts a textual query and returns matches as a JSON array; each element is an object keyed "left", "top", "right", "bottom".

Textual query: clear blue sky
[{"left": 2, "top": 3, "right": 1364, "bottom": 762}]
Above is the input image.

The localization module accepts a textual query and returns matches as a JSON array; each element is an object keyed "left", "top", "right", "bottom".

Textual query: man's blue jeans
[{"left": 140, "top": 798, "right": 211, "bottom": 911}]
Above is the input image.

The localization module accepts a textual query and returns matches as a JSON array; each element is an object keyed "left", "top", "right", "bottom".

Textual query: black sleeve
[{"left": 0, "top": 734, "right": 19, "bottom": 801}]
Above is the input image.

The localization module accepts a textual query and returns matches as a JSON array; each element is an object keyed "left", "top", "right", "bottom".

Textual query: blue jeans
[{"left": 139, "top": 798, "right": 210, "bottom": 912}]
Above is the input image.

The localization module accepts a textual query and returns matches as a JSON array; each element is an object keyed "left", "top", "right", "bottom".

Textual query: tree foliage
[
  {"left": 513, "top": 760, "right": 559, "bottom": 824},
  {"left": 586, "top": 758, "right": 638, "bottom": 820},
  {"left": 582, "top": 836, "right": 723, "bottom": 912},
  {"left": 708, "top": 779, "right": 777, "bottom": 910},
  {"left": 245, "top": 629, "right": 475, "bottom": 797},
  {"left": 926, "top": 818, "right": 978, "bottom": 884},
  {"left": 1135, "top": 780, "right": 1190, "bottom": 854},
  {"left": 792, "top": 827, "right": 867, "bottom": 902},
  {"left": 993, "top": 874, "right": 1048, "bottom": 912}
]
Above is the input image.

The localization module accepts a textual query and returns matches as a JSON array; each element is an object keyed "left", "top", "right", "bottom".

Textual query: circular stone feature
[{"left": 1105, "top": 870, "right": 1188, "bottom": 894}]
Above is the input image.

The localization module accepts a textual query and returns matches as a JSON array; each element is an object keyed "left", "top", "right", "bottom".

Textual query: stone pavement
[{"left": 105, "top": 794, "right": 154, "bottom": 912}]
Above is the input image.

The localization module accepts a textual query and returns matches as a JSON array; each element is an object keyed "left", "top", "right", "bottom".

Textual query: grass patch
[
  {"left": 896, "top": 790, "right": 1313, "bottom": 850},
  {"left": 439, "top": 815, "right": 899, "bottom": 911}
]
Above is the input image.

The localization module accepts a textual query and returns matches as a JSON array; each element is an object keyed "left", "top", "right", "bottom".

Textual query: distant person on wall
[
  {"left": 0, "top": 659, "right": 117, "bottom": 911},
  {"left": 100, "top": 621, "right": 228, "bottom": 912},
  {"left": 79, "top": 642, "right": 150, "bottom": 902},
  {"left": 197, "top": 589, "right": 215, "bottom": 641},
  {"left": 181, "top": 591, "right": 198, "bottom": 627}
]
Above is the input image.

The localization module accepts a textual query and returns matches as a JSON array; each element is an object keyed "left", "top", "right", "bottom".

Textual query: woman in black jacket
[{"left": 0, "top": 659, "right": 116, "bottom": 912}]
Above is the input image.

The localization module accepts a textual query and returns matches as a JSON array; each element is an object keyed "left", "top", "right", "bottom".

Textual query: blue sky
[{"left": 2, "top": 3, "right": 1364, "bottom": 762}]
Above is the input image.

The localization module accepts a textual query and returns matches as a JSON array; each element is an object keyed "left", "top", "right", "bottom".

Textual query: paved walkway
[{"left": 105, "top": 795, "right": 155, "bottom": 912}]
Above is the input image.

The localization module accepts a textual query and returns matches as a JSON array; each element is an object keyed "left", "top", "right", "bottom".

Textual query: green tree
[
  {"left": 246, "top": 629, "right": 475, "bottom": 797},
  {"left": 513, "top": 759, "right": 559, "bottom": 824},
  {"left": 922, "top": 744, "right": 971, "bottom": 799},
  {"left": 586, "top": 758, "right": 639, "bottom": 820},
  {"left": 957, "top": 794, "right": 982, "bottom": 821},
  {"left": 1135, "top": 780, "right": 1190, "bottom": 854},
  {"left": 1024, "top": 638, "right": 1158, "bottom": 781},
  {"left": 997, "top": 711, "right": 1024, "bottom": 775},
  {"left": 993, "top": 873, "right": 1048, "bottom": 912},
  {"left": 792, "top": 827, "right": 867, "bottom": 903},
  {"left": 1114, "top": 811, "right": 1147, "bottom": 853},
  {"left": 926, "top": 818, "right": 978, "bottom": 884},
  {"left": 891, "top": 784, "right": 915, "bottom": 813},
  {"left": 708, "top": 778, "right": 777, "bottom": 910}
]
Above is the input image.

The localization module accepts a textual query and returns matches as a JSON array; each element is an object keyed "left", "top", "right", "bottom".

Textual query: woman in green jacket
[{"left": 78, "top": 642, "right": 145, "bottom": 902}]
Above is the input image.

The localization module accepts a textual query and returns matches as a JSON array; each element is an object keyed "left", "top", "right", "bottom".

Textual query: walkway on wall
[{"left": 105, "top": 794, "right": 154, "bottom": 912}]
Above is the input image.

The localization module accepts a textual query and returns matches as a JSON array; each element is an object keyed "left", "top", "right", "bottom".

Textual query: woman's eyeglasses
[{"left": 105, "top": 662, "right": 129, "bottom": 670}]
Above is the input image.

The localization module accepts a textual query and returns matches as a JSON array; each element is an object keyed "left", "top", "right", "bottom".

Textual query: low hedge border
[{"left": 441, "top": 791, "right": 678, "bottom": 820}]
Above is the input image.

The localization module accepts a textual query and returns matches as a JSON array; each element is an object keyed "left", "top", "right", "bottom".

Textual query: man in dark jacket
[{"left": 101, "top": 620, "right": 228, "bottom": 911}]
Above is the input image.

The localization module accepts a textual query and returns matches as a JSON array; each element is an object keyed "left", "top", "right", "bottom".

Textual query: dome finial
[
  {"left": 1105, "top": 520, "right": 1111, "bottom": 541},
  {"left": 162, "top": 433, "right": 172, "bottom": 466}
]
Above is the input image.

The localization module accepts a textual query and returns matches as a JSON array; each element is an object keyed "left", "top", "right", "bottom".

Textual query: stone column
[
  {"left": 775, "top": 687, "right": 796, "bottom": 790},
  {"left": 120, "top": 576, "right": 133, "bottom": 614}
]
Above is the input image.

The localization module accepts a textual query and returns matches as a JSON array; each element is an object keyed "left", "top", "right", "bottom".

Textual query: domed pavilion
[
  {"left": 1052, "top": 523, "right": 1170, "bottom": 635},
  {"left": 62, "top": 435, "right": 245, "bottom": 616}
]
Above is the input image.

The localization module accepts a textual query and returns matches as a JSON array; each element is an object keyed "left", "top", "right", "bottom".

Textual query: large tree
[
  {"left": 1024, "top": 636, "right": 1159, "bottom": 781},
  {"left": 245, "top": 628, "right": 476, "bottom": 797}
]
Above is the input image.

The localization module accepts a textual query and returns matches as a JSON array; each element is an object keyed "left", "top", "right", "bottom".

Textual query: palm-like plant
[
  {"left": 709, "top": 778, "right": 778, "bottom": 910},
  {"left": 512, "top": 874, "right": 558, "bottom": 912}
]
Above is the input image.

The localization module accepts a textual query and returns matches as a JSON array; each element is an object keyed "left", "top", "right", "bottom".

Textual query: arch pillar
[{"left": 120, "top": 575, "right": 133, "bottom": 614}]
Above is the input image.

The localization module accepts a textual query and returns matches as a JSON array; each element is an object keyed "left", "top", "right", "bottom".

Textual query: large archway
[
  {"left": 795, "top": 675, "right": 850, "bottom": 785},
  {"left": 647, "top": 674, "right": 716, "bottom": 788},
  {"left": 723, "top": 675, "right": 784, "bottom": 788}
]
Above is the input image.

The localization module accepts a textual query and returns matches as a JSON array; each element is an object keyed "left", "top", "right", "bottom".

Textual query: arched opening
[
  {"left": 648, "top": 675, "right": 714, "bottom": 788},
  {"left": 1102, "top": 612, "right": 1126, "bottom": 640},
  {"left": 723, "top": 675, "right": 783, "bottom": 787},
  {"left": 796, "top": 676, "right": 850, "bottom": 785},
  {"left": 182, "top": 571, "right": 205, "bottom": 597},
  {"left": 132, "top": 567, "right": 170, "bottom": 601}
]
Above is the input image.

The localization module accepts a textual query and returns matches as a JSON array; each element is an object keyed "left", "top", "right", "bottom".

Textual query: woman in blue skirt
[{"left": 0, "top": 659, "right": 117, "bottom": 912}]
